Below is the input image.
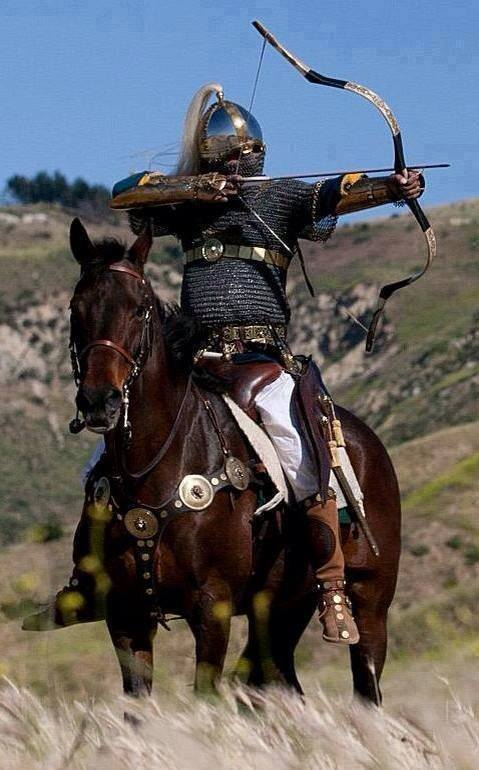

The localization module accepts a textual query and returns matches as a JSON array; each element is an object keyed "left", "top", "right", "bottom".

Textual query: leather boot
[{"left": 304, "top": 495, "right": 359, "bottom": 645}]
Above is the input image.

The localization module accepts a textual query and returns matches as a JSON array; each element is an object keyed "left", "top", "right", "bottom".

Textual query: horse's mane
[
  {"left": 90, "top": 237, "right": 129, "bottom": 267},
  {"left": 89, "top": 237, "right": 204, "bottom": 371}
]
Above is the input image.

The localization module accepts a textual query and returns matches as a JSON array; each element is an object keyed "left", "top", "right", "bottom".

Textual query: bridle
[{"left": 69, "top": 261, "right": 155, "bottom": 442}]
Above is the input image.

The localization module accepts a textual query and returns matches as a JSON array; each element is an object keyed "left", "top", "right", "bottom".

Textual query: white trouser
[
  {"left": 81, "top": 371, "right": 318, "bottom": 501},
  {"left": 253, "top": 370, "right": 318, "bottom": 502}
]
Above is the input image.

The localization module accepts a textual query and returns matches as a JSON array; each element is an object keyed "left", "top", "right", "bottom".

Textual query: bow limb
[{"left": 252, "top": 20, "right": 436, "bottom": 352}]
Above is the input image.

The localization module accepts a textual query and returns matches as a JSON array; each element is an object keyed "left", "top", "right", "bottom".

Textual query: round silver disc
[
  {"left": 225, "top": 456, "right": 250, "bottom": 491},
  {"left": 201, "top": 238, "right": 224, "bottom": 263},
  {"left": 124, "top": 508, "right": 159, "bottom": 539},
  {"left": 178, "top": 474, "right": 214, "bottom": 511}
]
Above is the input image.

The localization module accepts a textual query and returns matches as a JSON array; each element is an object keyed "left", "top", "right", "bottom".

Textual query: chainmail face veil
[{"left": 200, "top": 148, "right": 265, "bottom": 177}]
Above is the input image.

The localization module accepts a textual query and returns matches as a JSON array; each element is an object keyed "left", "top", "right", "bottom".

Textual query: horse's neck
[{"left": 110, "top": 323, "right": 188, "bottom": 471}]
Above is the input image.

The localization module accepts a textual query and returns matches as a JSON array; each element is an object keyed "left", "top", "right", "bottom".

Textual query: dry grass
[{"left": 0, "top": 679, "right": 478, "bottom": 769}]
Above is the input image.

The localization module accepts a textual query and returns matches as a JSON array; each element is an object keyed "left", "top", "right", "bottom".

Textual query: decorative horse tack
[
  {"left": 225, "top": 455, "right": 250, "bottom": 491},
  {"left": 179, "top": 475, "right": 215, "bottom": 510},
  {"left": 124, "top": 508, "right": 159, "bottom": 538},
  {"left": 109, "top": 456, "right": 253, "bottom": 625}
]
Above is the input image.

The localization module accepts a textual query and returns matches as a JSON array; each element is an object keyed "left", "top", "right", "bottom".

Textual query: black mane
[{"left": 91, "top": 237, "right": 128, "bottom": 266}]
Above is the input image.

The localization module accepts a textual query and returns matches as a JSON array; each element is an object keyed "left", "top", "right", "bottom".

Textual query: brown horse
[{"left": 68, "top": 218, "right": 400, "bottom": 704}]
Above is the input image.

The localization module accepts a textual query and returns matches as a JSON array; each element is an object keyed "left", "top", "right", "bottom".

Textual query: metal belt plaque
[
  {"left": 178, "top": 474, "right": 214, "bottom": 510},
  {"left": 201, "top": 238, "right": 224, "bottom": 263},
  {"left": 225, "top": 456, "right": 250, "bottom": 491},
  {"left": 124, "top": 508, "right": 159, "bottom": 538}
]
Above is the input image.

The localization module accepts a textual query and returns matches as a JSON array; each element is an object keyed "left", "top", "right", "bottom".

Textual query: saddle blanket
[{"left": 223, "top": 394, "right": 363, "bottom": 520}]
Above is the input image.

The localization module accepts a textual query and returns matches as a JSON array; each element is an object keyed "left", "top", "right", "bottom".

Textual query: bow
[{"left": 251, "top": 20, "right": 437, "bottom": 352}]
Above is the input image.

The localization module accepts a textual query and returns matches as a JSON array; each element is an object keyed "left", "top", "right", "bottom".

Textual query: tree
[{"left": 6, "top": 171, "right": 110, "bottom": 210}]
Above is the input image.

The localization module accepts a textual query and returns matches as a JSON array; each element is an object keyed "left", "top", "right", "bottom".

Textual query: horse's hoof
[{"left": 124, "top": 711, "right": 143, "bottom": 728}]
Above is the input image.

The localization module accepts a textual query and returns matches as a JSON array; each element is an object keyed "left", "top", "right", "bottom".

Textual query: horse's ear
[
  {"left": 128, "top": 227, "right": 152, "bottom": 267},
  {"left": 70, "top": 218, "right": 95, "bottom": 266}
]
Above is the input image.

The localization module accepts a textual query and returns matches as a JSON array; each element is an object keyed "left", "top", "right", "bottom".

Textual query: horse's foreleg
[
  {"left": 107, "top": 593, "right": 157, "bottom": 699},
  {"left": 187, "top": 580, "right": 232, "bottom": 696},
  {"left": 268, "top": 593, "right": 317, "bottom": 695},
  {"left": 238, "top": 590, "right": 316, "bottom": 694},
  {"left": 348, "top": 583, "right": 391, "bottom": 706}
]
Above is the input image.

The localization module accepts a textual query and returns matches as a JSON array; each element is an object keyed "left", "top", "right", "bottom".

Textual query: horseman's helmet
[{"left": 198, "top": 90, "right": 265, "bottom": 164}]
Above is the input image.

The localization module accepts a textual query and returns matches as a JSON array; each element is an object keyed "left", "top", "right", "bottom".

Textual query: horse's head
[{"left": 69, "top": 218, "right": 153, "bottom": 433}]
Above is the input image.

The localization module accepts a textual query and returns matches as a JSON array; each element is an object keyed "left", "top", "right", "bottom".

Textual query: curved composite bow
[{"left": 252, "top": 20, "right": 436, "bottom": 352}]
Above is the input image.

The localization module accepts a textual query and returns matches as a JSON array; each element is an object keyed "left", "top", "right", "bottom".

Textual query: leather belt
[
  {"left": 208, "top": 324, "right": 287, "bottom": 345},
  {"left": 184, "top": 241, "right": 289, "bottom": 270}
]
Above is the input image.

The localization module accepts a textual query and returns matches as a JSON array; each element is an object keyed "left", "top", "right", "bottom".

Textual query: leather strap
[
  {"left": 208, "top": 324, "right": 287, "bottom": 344},
  {"left": 109, "top": 262, "right": 146, "bottom": 281},
  {"left": 122, "top": 376, "right": 193, "bottom": 480},
  {"left": 79, "top": 339, "right": 136, "bottom": 367},
  {"left": 76, "top": 262, "right": 149, "bottom": 367}
]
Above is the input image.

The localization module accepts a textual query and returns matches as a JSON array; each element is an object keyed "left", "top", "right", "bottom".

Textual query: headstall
[{"left": 69, "top": 262, "right": 154, "bottom": 442}]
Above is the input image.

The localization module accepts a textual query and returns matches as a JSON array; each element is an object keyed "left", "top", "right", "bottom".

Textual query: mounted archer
[
  {"left": 107, "top": 82, "right": 421, "bottom": 645},
  {"left": 23, "top": 24, "right": 433, "bottom": 698}
]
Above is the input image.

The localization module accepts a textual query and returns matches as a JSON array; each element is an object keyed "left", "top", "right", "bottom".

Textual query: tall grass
[{"left": 0, "top": 680, "right": 477, "bottom": 769}]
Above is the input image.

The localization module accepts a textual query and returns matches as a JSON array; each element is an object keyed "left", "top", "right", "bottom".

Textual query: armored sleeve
[
  {"left": 110, "top": 171, "right": 180, "bottom": 237},
  {"left": 310, "top": 172, "right": 423, "bottom": 218},
  {"left": 288, "top": 179, "right": 339, "bottom": 243}
]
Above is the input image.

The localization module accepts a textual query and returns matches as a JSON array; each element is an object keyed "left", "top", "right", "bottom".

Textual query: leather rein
[{"left": 70, "top": 261, "right": 196, "bottom": 483}]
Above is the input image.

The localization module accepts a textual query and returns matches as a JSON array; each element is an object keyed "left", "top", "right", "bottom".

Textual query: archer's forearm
[
  {"left": 320, "top": 173, "right": 422, "bottom": 217},
  {"left": 109, "top": 171, "right": 228, "bottom": 210}
]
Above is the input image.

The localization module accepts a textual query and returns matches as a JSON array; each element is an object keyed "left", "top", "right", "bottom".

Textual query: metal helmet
[{"left": 199, "top": 90, "right": 265, "bottom": 163}]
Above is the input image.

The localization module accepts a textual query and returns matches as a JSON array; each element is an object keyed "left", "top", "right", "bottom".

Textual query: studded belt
[
  {"left": 208, "top": 324, "right": 287, "bottom": 346},
  {"left": 184, "top": 240, "right": 289, "bottom": 270}
]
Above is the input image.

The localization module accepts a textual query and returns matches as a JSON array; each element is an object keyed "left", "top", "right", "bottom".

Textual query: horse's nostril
[
  {"left": 77, "top": 385, "right": 122, "bottom": 416},
  {"left": 105, "top": 387, "right": 122, "bottom": 409}
]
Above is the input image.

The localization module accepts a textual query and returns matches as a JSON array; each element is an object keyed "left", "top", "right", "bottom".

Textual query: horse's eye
[{"left": 135, "top": 305, "right": 146, "bottom": 318}]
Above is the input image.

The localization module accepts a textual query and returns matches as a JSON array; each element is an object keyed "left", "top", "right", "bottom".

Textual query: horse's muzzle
[{"left": 76, "top": 385, "right": 123, "bottom": 432}]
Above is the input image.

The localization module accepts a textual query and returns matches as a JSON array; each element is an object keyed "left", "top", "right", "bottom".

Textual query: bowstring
[{"left": 234, "top": 37, "right": 267, "bottom": 175}]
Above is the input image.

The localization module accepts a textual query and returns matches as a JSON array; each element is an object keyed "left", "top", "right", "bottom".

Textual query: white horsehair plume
[{"left": 174, "top": 82, "right": 223, "bottom": 177}]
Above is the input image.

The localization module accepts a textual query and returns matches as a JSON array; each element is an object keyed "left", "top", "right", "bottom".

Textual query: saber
[{"left": 319, "top": 394, "right": 380, "bottom": 557}]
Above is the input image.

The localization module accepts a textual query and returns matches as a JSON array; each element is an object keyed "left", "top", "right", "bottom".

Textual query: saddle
[
  {"left": 195, "top": 352, "right": 332, "bottom": 501},
  {"left": 194, "top": 353, "right": 284, "bottom": 421}
]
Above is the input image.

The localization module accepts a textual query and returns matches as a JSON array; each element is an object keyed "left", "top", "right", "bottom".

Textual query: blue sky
[{"left": 1, "top": 0, "right": 477, "bottom": 213}]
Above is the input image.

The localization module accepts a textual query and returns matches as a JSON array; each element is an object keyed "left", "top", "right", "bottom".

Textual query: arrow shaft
[{"left": 240, "top": 163, "right": 448, "bottom": 184}]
